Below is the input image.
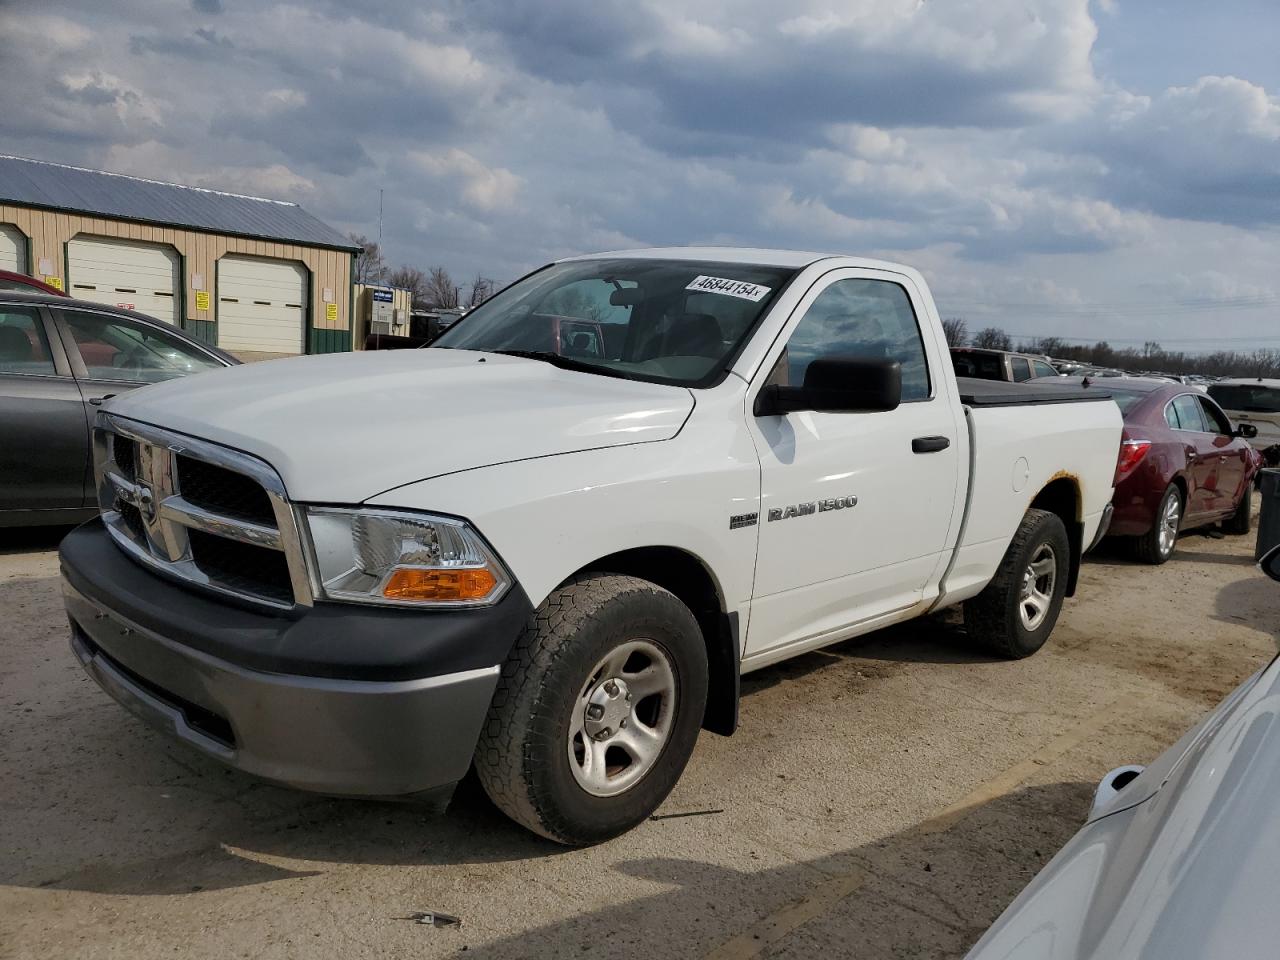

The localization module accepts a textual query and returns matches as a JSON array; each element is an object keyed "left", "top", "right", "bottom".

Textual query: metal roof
[{"left": 0, "top": 155, "right": 357, "bottom": 252}]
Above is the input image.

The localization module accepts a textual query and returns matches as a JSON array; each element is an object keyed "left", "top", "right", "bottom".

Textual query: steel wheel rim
[
  {"left": 568, "top": 639, "right": 677, "bottom": 798},
  {"left": 1019, "top": 543, "right": 1057, "bottom": 632},
  {"left": 1158, "top": 491, "right": 1180, "bottom": 557}
]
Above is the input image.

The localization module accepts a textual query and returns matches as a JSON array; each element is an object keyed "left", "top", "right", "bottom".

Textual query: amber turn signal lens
[{"left": 382, "top": 567, "right": 497, "bottom": 601}]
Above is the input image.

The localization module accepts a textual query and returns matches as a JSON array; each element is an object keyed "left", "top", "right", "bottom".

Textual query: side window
[
  {"left": 1170, "top": 394, "right": 1208, "bottom": 432},
  {"left": 772, "top": 278, "right": 930, "bottom": 401},
  {"left": 1033, "top": 361, "right": 1057, "bottom": 378},
  {"left": 1197, "top": 397, "right": 1232, "bottom": 435},
  {"left": 1010, "top": 357, "right": 1032, "bottom": 382},
  {"left": 1164, "top": 402, "right": 1181, "bottom": 429},
  {"left": 0, "top": 306, "right": 57, "bottom": 377},
  {"left": 61, "top": 311, "right": 222, "bottom": 384}
]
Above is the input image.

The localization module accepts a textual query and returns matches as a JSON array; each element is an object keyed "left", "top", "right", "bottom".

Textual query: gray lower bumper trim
[{"left": 65, "top": 581, "right": 499, "bottom": 797}]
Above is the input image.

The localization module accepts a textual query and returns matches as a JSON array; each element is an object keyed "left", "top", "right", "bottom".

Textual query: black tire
[
  {"left": 474, "top": 574, "right": 708, "bottom": 846},
  {"left": 965, "top": 508, "right": 1070, "bottom": 659},
  {"left": 1133, "top": 484, "right": 1182, "bottom": 565},
  {"left": 1223, "top": 483, "right": 1252, "bottom": 536}
]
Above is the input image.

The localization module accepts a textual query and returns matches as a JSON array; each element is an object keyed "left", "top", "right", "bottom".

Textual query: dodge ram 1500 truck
[{"left": 60, "top": 248, "right": 1122, "bottom": 845}]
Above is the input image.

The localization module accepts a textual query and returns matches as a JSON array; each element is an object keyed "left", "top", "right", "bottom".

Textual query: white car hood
[
  {"left": 965, "top": 656, "right": 1280, "bottom": 960},
  {"left": 105, "top": 349, "right": 694, "bottom": 503}
]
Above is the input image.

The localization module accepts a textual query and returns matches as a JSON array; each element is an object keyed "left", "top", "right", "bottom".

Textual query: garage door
[
  {"left": 0, "top": 224, "right": 26, "bottom": 273},
  {"left": 67, "top": 236, "right": 180, "bottom": 325},
  {"left": 216, "top": 257, "right": 308, "bottom": 356}
]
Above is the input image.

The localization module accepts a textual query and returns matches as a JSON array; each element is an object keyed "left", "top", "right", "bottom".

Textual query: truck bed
[
  {"left": 957, "top": 377, "right": 1113, "bottom": 407},
  {"left": 936, "top": 377, "right": 1123, "bottom": 609}
]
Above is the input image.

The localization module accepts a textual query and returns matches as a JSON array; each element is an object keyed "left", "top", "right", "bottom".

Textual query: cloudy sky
[{"left": 3, "top": 0, "right": 1279, "bottom": 351}]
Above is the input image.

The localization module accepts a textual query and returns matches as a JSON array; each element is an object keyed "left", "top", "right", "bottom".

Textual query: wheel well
[
  {"left": 566, "top": 547, "right": 739, "bottom": 737},
  {"left": 1030, "top": 478, "right": 1083, "bottom": 597}
]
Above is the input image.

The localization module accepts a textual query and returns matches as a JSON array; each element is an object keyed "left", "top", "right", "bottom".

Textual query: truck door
[{"left": 744, "top": 270, "right": 962, "bottom": 660}]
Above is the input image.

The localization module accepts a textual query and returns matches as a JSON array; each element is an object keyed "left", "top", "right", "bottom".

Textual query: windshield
[
  {"left": 431, "top": 258, "right": 797, "bottom": 386},
  {"left": 1109, "top": 390, "right": 1145, "bottom": 415},
  {"left": 1208, "top": 384, "right": 1280, "bottom": 414}
]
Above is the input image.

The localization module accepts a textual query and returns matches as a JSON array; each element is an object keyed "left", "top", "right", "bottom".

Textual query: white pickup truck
[{"left": 61, "top": 248, "right": 1122, "bottom": 845}]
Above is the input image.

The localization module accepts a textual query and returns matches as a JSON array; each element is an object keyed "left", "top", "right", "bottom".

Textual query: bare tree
[
  {"left": 1019, "top": 336, "right": 1065, "bottom": 357},
  {"left": 387, "top": 265, "right": 430, "bottom": 309},
  {"left": 349, "top": 233, "right": 387, "bottom": 284},
  {"left": 425, "top": 266, "right": 459, "bottom": 309},
  {"left": 542, "top": 286, "right": 609, "bottom": 322},
  {"left": 972, "top": 327, "right": 1013, "bottom": 351},
  {"left": 468, "top": 273, "right": 496, "bottom": 307},
  {"left": 941, "top": 317, "right": 968, "bottom": 347}
]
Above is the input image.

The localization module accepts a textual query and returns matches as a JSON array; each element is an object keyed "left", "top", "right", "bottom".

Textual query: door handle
[
  {"left": 912, "top": 436, "right": 951, "bottom": 454},
  {"left": 88, "top": 394, "right": 116, "bottom": 406}
]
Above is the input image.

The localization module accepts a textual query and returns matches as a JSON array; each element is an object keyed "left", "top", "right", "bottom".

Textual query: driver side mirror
[
  {"left": 1262, "top": 544, "right": 1280, "bottom": 583},
  {"left": 755, "top": 357, "right": 902, "bottom": 416},
  {"left": 1234, "top": 423, "right": 1259, "bottom": 439}
]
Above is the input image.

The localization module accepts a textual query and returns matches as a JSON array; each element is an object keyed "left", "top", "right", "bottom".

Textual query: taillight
[{"left": 1114, "top": 439, "right": 1152, "bottom": 483}]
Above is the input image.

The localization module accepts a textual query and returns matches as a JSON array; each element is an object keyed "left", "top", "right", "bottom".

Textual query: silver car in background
[{"left": 966, "top": 544, "right": 1280, "bottom": 960}]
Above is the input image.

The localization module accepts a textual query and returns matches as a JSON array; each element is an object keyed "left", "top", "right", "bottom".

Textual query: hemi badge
[{"left": 729, "top": 513, "right": 759, "bottom": 530}]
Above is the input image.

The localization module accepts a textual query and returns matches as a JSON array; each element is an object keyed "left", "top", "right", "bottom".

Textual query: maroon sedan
[{"left": 1060, "top": 377, "right": 1259, "bottom": 563}]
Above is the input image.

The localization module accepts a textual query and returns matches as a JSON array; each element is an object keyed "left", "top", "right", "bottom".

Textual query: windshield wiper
[{"left": 488, "top": 349, "right": 630, "bottom": 379}]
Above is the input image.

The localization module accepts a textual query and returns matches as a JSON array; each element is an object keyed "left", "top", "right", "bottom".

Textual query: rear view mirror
[
  {"left": 609, "top": 287, "right": 643, "bottom": 307},
  {"left": 1235, "top": 423, "right": 1259, "bottom": 439},
  {"left": 1262, "top": 544, "right": 1280, "bottom": 583},
  {"left": 755, "top": 357, "right": 902, "bottom": 416}
]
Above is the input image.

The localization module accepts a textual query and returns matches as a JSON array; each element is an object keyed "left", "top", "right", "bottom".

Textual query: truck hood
[{"left": 105, "top": 349, "right": 694, "bottom": 503}]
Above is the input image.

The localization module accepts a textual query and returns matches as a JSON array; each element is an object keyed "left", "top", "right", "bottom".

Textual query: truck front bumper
[{"left": 60, "top": 521, "right": 532, "bottom": 799}]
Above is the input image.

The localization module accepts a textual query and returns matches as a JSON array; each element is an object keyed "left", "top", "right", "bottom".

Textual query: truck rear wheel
[
  {"left": 474, "top": 574, "right": 708, "bottom": 845},
  {"left": 964, "top": 508, "right": 1070, "bottom": 659}
]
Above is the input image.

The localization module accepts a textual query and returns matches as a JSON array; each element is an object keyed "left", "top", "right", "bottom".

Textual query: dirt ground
[{"left": 2, "top": 520, "right": 1277, "bottom": 959}]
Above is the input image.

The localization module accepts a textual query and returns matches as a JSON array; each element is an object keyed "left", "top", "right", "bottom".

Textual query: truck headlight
[{"left": 304, "top": 507, "right": 511, "bottom": 606}]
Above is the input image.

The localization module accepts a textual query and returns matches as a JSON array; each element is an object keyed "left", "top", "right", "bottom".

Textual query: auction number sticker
[{"left": 685, "top": 275, "right": 771, "bottom": 302}]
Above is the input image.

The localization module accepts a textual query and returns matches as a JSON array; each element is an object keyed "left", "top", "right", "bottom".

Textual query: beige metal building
[{"left": 0, "top": 155, "right": 358, "bottom": 358}]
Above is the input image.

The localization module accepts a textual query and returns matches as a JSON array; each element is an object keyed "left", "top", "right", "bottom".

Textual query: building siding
[{"left": 0, "top": 203, "right": 352, "bottom": 353}]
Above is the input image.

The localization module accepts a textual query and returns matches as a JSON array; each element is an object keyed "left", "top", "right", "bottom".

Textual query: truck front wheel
[
  {"left": 965, "top": 508, "right": 1070, "bottom": 659},
  {"left": 474, "top": 574, "right": 708, "bottom": 845}
]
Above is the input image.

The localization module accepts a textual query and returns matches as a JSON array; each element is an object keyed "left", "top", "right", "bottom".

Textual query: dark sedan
[
  {"left": 1049, "top": 377, "right": 1259, "bottom": 563},
  {"left": 1, "top": 291, "right": 237, "bottom": 527}
]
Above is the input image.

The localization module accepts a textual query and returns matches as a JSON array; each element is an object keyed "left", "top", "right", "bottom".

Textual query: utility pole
[{"left": 378, "top": 188, "right": 384, "bottom": 243}]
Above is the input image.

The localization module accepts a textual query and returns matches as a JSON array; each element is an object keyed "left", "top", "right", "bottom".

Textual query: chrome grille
[{"left": 94, "top": 413, "right": 312, "bottom": 609}]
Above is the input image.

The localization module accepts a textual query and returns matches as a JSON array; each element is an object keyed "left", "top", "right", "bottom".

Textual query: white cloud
[
  {"left": 411, "top": 149, "right": 522, "bottom": 211},
  {"left": 1, "top": 0, "right": 1278, "bottom": 350}
]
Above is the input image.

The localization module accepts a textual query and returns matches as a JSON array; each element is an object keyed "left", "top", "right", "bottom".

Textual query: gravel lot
[{"left": 2, "top": 520, "right": 1276, "bottom": 959}]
